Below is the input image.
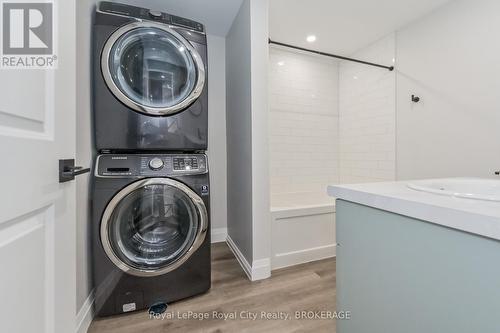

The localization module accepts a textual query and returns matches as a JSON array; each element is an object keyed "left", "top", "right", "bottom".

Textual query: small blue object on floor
[{"left": 148, "top": 303, "right": 168, "bottom": 315}]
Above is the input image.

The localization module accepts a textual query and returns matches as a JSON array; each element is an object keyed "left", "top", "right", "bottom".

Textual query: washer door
[
  {"left": 101, "top": 178, "right": 208, "bottom": 277},
  {"left": 101, "top": 22, "right": 205, "bottom": 116}
]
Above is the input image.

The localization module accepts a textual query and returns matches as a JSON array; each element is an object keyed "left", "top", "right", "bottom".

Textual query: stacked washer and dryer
[{"left": 92, "top": 2, "right": 211, "bottom": 317}]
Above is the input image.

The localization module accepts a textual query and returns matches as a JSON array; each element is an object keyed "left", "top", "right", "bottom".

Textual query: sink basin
[{"left": 407, "top": 178, "right": 500, "bottom": 202}]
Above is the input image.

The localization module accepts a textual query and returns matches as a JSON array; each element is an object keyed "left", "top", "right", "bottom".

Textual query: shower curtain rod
[{"left": 268, "top": 39, "right": 395, "bottom": 71}]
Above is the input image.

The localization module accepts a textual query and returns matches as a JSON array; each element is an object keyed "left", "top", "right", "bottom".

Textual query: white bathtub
[{"left": 271, "top": 193, "right": 336, "bottom": 270}]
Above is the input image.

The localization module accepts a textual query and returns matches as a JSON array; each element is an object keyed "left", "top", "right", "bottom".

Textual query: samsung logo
[{"left": 111, "top": 156, "right": 127, "bottom": 160}]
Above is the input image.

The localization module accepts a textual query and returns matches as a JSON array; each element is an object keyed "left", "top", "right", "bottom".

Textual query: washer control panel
[
  {"left": 173, "top": 157, "right": 199, "bottom": 171},
  {"left": 96, "top": 154, "right": 207, "bottom": 177}
]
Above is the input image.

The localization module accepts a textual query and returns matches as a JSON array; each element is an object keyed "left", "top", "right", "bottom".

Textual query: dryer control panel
[
  {"left": 99, "top": 1, "right": 205, "bottom": 32},
  {"left": 96, "top": 154, "right": 208, "bottom": 178}
]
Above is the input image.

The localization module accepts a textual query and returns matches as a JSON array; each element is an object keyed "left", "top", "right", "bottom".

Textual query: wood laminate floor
[{"left": 89, "top": 243, "right": 336, "bottom": 333}]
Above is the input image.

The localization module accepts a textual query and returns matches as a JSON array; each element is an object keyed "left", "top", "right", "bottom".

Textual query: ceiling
[
  {"left": 107, "top": 0, "right": 244, "bottom": 36},
  {"left": 269, "top": 0, "right": 452, "bottom": 55}
]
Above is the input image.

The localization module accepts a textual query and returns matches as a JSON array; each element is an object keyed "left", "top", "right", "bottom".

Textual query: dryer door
[
  {"left": 100, "top": 178, "right": 208, "bottom": 277},
  {"left": 101, "top": 22, "right": 205, "bottom": 116}
]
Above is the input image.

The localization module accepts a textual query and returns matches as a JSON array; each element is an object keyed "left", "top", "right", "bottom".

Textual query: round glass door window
[
  {"left": 102, "top": 22, "right": 205, "bottom": 115},
  {"left": 101, "top": 179, "right": 207, "bottom": 276}
]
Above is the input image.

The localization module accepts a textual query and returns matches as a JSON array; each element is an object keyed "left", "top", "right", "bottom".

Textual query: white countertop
[{"left": 328, "top": 180, "right": 500, "bottom": 241}]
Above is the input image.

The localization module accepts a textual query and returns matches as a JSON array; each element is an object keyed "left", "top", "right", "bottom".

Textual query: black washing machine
[
  {"left": 92, "top": 153, "right": 211, "bottom": 317},
  {"left": 93, "top": 2, "right": 208, "bottom": 152}
]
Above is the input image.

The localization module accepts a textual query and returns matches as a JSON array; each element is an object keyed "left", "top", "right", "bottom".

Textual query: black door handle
[{"left": 59, "top": 159, "right": 90, "bottom": 183}]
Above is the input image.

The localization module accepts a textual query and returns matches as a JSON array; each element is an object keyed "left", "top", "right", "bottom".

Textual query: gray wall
[
  {"left": 225, "top": 0, "right": 254, "bottom": 263},
  {"left": 206, "top": 35, "right": 228, "bottom": 233},
  {"left": 226, "top": 0, "right": 270, "bottom": 272},
  {"left": 76, "top": 0, "right": 95, "bottom": 313}
]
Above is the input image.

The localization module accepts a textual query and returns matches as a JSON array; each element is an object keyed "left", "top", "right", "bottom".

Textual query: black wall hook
[{"left": 411, "top": 95, "right": 420, "bottom": 103}]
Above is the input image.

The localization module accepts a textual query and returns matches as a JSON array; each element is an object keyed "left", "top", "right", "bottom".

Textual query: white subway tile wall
[
  {"left": 339, "top": 34, "right": 397, "bottom": 183},
  {"left": 269, "top": 48, "right": 339, "bottom": 206}
]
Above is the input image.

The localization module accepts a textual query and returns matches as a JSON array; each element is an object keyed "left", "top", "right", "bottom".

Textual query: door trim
[
  {"left": 100, "top": 178, "right": 208, "bottom": 277},
  {"left": 101, "top": 21, "right": 206, "bottom": 116}
]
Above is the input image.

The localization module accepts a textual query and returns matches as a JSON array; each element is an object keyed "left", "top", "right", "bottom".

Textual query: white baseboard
[
  {"left": 75, "top": 290, "right": 94, "bottom": 333},
  {"left": 211, "top": 227, "right": 227, "bottom": 243},
  {"left": 272, "top": 244, "right": 336, "bottom": 270},
  {"left": 226, "top": 235, "right": 252, "bottom": 279},
  {"left": 226, "top": 235, "right": 271, "bottom": 281},
  {"left": 251, "top": 258, "right": 271, "bottom": 280}
]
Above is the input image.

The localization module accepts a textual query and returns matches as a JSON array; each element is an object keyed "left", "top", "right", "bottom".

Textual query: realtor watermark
[
  {"left": 149, "top": 310, "right": 351, "bottom": 321},
  {"left": 1, "top": 0, "right": 57, "bottom": 68}
]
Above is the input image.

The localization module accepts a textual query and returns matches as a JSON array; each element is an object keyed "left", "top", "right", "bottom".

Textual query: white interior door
[{"left": 0, "top": 1, "right": 77, "bottom": 332}]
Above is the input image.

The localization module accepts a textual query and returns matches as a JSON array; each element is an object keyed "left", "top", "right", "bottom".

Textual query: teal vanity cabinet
[{"left": 335, "top": 199, "right": 500, "bottom": 333}]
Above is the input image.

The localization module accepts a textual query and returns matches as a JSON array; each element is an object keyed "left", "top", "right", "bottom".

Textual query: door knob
[{"left": 59, "top": 159, "right": 90, "bottom": 183}]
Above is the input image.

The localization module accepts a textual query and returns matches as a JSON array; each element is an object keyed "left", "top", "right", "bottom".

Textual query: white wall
[
  {"left": 269, "top": 48, "right": 339, "bottom": 206},
  {"left": 339, "top": 34, "right": 397, "bottom": 184},
  {"left": 336, "top": 0, "right": 500, "bottom": 182},
  {"left": 396, "top": 0, "right": 500, "bottom": 180},
  {"left": 337, "top": 0, "right": 500, "bottom": 182},
  {"left": 226, "top": 0, "right": 270, "bottom": 280}
]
